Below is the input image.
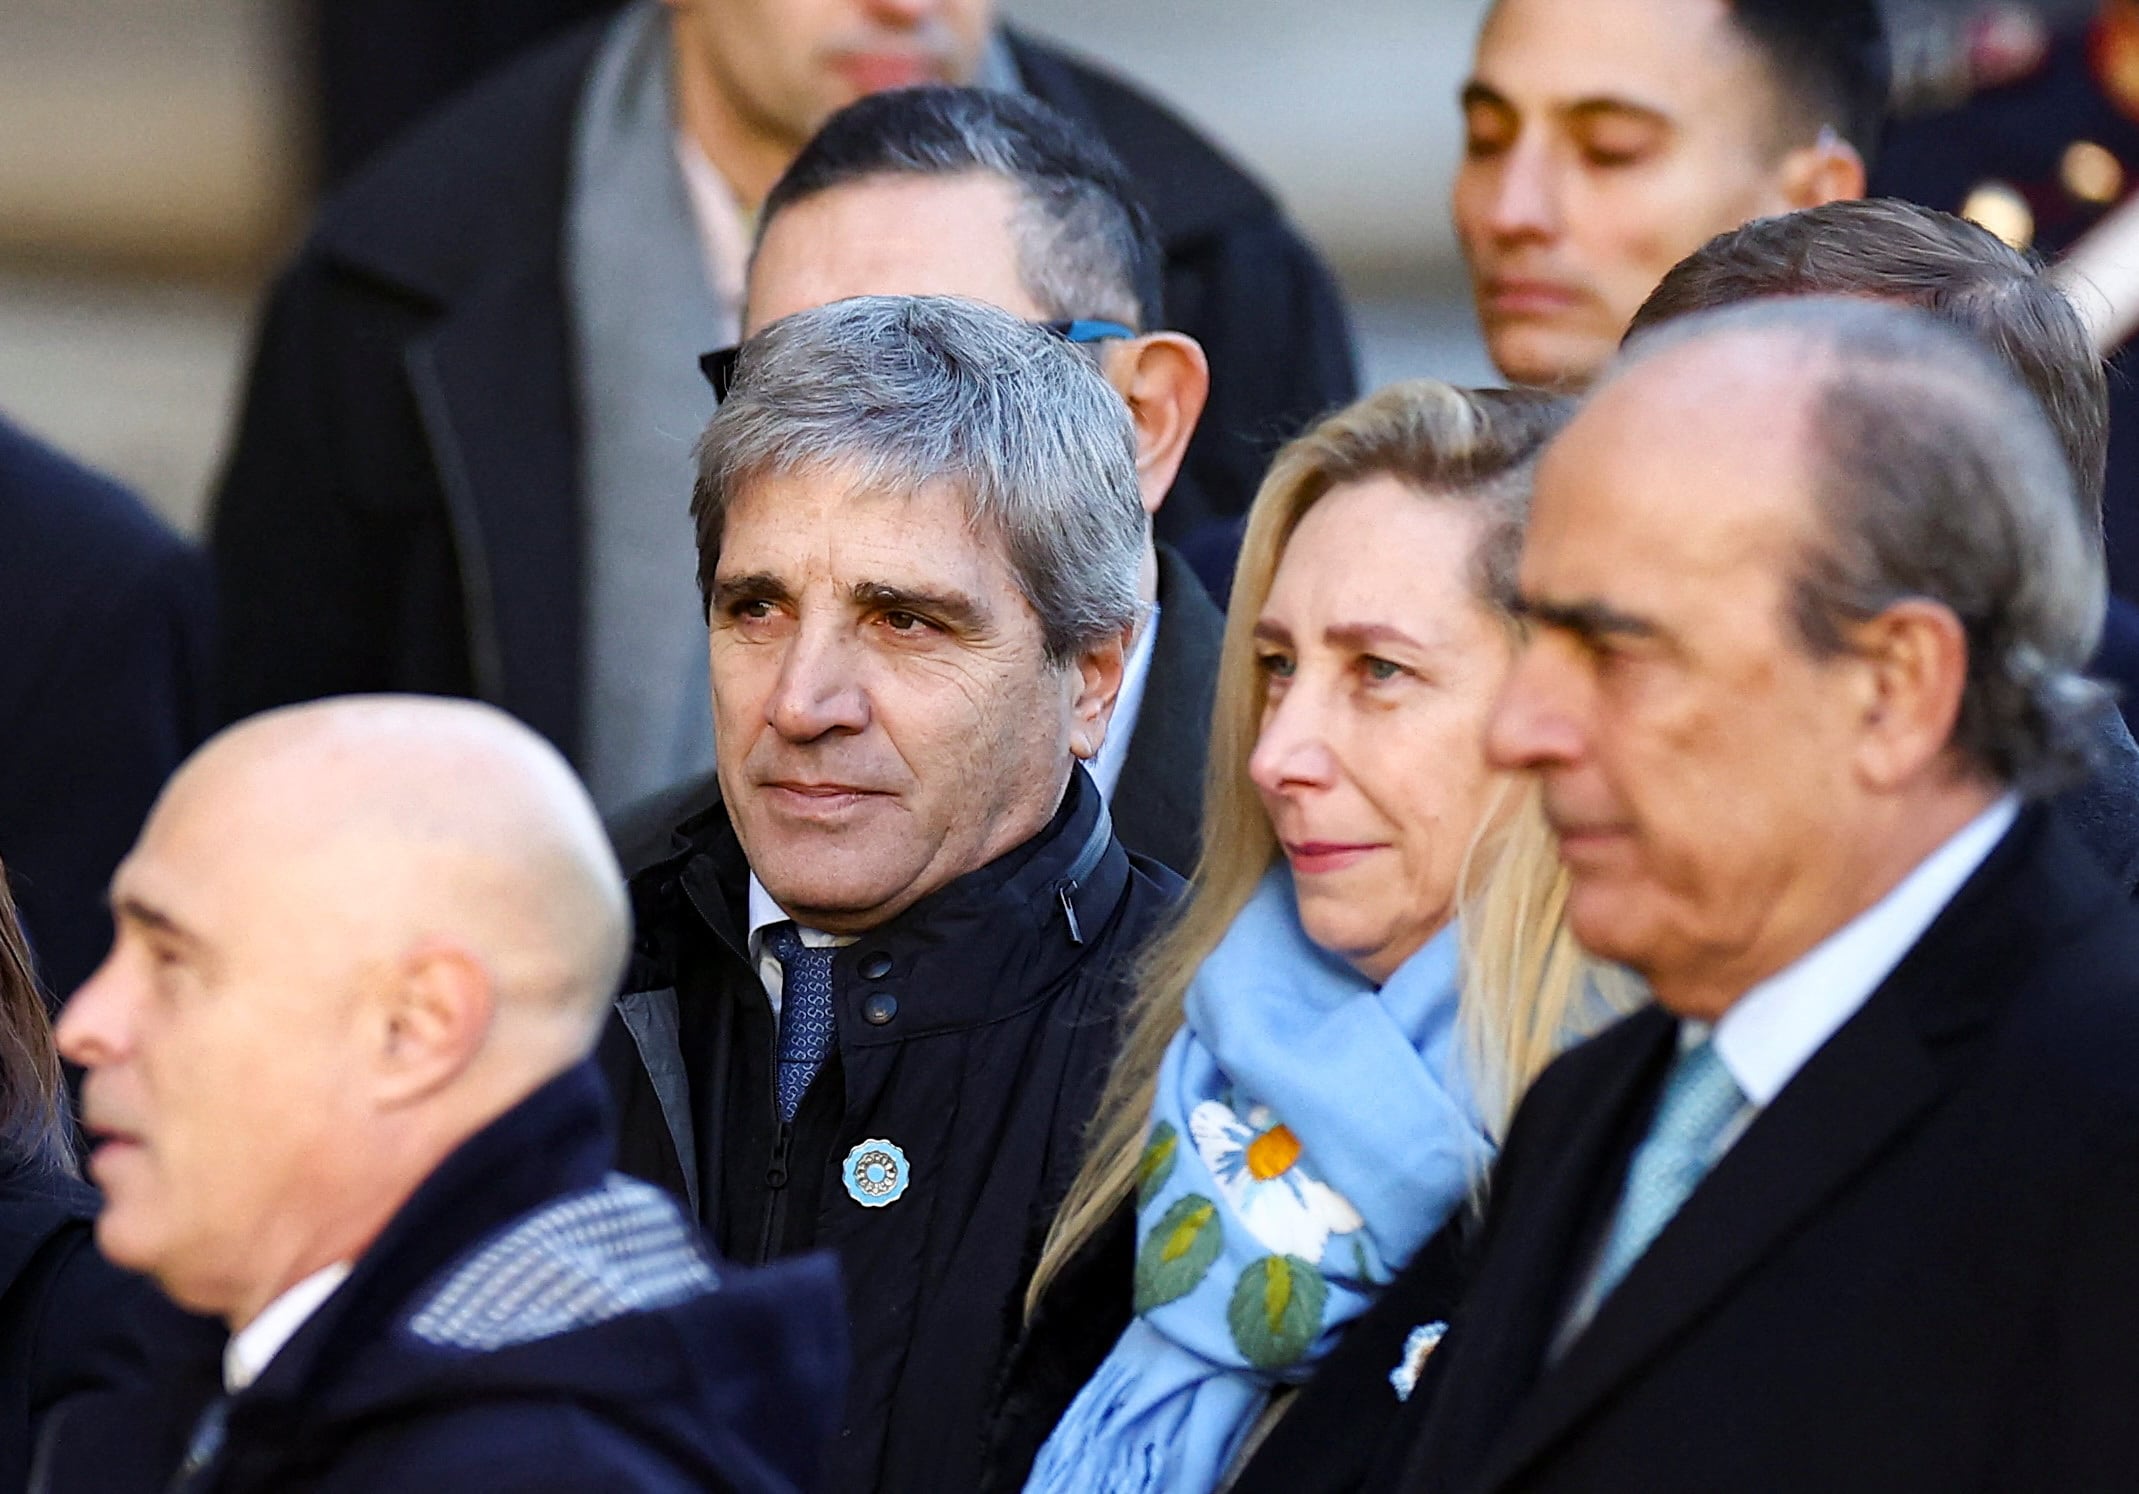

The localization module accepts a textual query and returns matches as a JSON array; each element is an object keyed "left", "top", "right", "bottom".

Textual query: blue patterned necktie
[
  {"left": 1564, "top": 1035, "right": 1747, "bottom": 1342},
  {"left": 764, "top": 922, "right": 838, "bottom": 1121}
]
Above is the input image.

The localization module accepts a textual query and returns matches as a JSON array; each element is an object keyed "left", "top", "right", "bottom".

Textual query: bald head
[
  {"left": 57, "top": 696, "right": 631, "bottom": 1328},
  {"left": 165, "top": 697, "right": 629, "bottom": 1036}
]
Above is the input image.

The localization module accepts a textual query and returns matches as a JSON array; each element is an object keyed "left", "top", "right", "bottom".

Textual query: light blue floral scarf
[{"left": 1026, "top": 864, "right": 1490, "bottom": 1493}]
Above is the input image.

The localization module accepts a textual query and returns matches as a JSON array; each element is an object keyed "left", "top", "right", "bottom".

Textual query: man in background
[
  {"left": 0, "top": 414, "right": 211, "bottom": 999},
  {"left": 212, "top": 0, "right": 1354, "bottom": 812},
  {"left": 55, "top": 697, "right": 843, "bottom": 1492},
  {"left": 1452, "top": 0, "right": 1884, "bottom": 390}
]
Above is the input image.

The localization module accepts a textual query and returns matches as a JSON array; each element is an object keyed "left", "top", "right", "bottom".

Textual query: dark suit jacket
[
  {"left": 0, "top": 416, "right": 212, "bottom": 998},
  {"left": 608, "top": 544, "right": 1223, "bottom": 880},
  {"left": 1387, "top": 804, "right": 2139, "bottom": 1494},
  {"left": 211, "top": 11, "right": 1353, "bottom": 761}
]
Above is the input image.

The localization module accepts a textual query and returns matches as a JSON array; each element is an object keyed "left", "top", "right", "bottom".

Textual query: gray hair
[
  {"left": 692, "top": 294, "right": 1145, "bottom": 663},
  {"left": 1615, "top": 296, "right": 2110, "bottom": 796}
]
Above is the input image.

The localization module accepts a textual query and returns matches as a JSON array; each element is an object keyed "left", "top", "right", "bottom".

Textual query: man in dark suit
[
  {"left": 211, "top": 0, "right": 1351, "bottom": 812},
  {"left": 49, "top": 696, "right": 844, "bottom": 1492},
  {"left": 612, "top": 87, "right": 1223, "bottom": 877},
  {"left": 0, "top": 415, "right": 212, "bottom": 999},
  {"left": 1383, "top": 298, "right": 2139, "bottom": 1491}
]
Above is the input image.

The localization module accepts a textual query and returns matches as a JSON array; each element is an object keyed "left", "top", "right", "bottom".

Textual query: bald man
[{"left": 52, "top": 697, "right": 844, "bottom": 1494}]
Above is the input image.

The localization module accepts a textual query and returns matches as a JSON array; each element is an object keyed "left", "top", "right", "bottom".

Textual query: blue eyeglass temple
[{"left": 699, "top": 318, "right": 1137, "bottom": 399}]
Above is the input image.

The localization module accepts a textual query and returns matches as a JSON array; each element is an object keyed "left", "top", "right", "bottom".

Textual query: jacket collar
[
  {"left": 1112, "top": 543, "right": 1224, "bottom": 874},
  {"left": 1472, "top": 803, "right": 2106, "bottom": 1490},
  {"left": 635, "top": 765, "right": 1131, "bottom": 1034},
  {"left": 231, "top": 1063, "right": 616, "bottom": 1419}
]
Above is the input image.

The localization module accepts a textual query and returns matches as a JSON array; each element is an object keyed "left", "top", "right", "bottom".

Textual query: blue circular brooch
[{"left": 842, "top": 1138, "right": 910, "bottom": 1208}]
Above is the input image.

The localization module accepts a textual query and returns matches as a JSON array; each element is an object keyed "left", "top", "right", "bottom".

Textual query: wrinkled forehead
[
  {"left": 717, "top": 459, "right": 1017, "bottom": 584},
  {"left": 1474, "top": 0, "right": 1773, "bottom": 123}
]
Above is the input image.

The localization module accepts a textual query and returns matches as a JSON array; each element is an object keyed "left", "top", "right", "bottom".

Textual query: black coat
[
  {"left": 210, "top": 10, "right": 1355, "bottom": 761},
  {"left": 1385, "top": 804, "right": 2139, "bottom": 1493},
  {"left": 601, "top": 767, "right": 1182, "bottom": 1493},
  {"left": 0, "top": 416, "right": 212, "bottom": 998},
  {"left": 0, "top": 1160, "right": 215, "bottom": 1494},
  {"left": 72, "top": 1064, "right": 845, "bottom": 1494}
]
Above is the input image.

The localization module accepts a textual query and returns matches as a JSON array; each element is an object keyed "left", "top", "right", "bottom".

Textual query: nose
[
  {"left": 54, "top": 949, "right": 137, "bottom": 1072},
  {"left": 858, "top": 0, "right": 941, "bottom": 27},
  {"left": 1247, "top": 681, "right": 1340, "bottom": 797},
  {"left": 1475, "top": 139, "right": 1562, "bottom": 244},
  {"left": 1485, "top": 636, "right": 1587, "bottom": 774},
  {"left": 764, "top": 620, "right": 872, "bottom": 743}
]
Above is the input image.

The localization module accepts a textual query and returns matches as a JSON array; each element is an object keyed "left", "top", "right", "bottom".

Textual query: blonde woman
[{"left": 988, "top": 382, "right": 1633, "bottom": 1494}]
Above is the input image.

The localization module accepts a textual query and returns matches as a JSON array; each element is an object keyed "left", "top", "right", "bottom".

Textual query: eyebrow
[
  {"left": 710, "top": 572, "right": 793, "bottom": 612},
  {"left": 111, "top": 894, "right": 210, "bottom": 962},
  {"left": 1325, "top": 622, "right": 1431, "bottom": 654},
  {"left": 1460, "top": 80, "right": 1674, "bottom": 132},
  {"left": 1509, "top": 593, "right": 1663, "bottom": 645},
  {"left": 853, "top": 582, "right": 991, "bottom": 635}
]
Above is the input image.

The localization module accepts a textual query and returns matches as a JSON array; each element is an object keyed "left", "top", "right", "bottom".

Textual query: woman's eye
[
  {"left": 1255, "top": 651, "right": 1295, "bottom": 679},
  {"left": 1363, "top": 656, "right": 1405, "bottom": 682}
]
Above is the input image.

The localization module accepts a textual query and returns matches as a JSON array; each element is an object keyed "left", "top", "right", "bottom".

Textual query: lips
[
  {"left": 829, "top": 51, "right": 948, "bottom": 94},
  {"left": 757, "top": 780, "right": 893, "bottom": 818},
  {"left": 1481, "top": 276, "right": 1586, "bottom": 318},
  {"left": 1282, "top": 840, "right": 1385, "bottom": 876}
]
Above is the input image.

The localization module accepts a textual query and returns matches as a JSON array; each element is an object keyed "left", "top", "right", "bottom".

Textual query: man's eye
[
  {"left": 882, "top": 610, "right": 932, "bottom": 634},
  {"left": 729, "top": 599, "right": 775, "bottom": 621}
]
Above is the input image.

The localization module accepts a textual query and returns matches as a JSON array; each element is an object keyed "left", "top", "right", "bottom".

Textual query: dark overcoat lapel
[
  {"left": 1111, "top": 544, "right": 1224, "bottom": 876},
  {"left": 1438, "top": 807, "right": 2084, "bottom": 1492}
]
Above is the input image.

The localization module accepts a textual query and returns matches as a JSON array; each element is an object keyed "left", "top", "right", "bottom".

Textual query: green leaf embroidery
[
  {"left": 1136, "top": 1122, "right": 1179, "bottom": 1210},
  {"left": 1227, "top": 1254, "right": 1330, "bottom": 1369},
  {"left": 1134, "top": 1194, "right": 1223, "bottom": 1313}
]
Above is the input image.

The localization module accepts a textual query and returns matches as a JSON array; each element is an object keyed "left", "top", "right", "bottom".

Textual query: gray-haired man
[
  {"left": 599, "top": 295, "right": 1182, "bottom": 1494},
  {"left": 1382, "top": 297, "right": 2139, "bottom": 1490}
]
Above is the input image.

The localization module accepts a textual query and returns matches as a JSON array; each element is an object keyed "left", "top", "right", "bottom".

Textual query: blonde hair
[{"left": 1029, "top": 381, "right": 1635, "bottom": 1310}]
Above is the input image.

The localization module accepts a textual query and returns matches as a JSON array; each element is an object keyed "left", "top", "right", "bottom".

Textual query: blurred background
[{"left": 0, "top": 0, "right": 2087, "bottom": 535}]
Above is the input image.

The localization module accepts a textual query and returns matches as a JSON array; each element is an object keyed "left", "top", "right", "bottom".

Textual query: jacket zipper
[{"left": 1056, "top": 878, "right": 1085, "bottom": 945}]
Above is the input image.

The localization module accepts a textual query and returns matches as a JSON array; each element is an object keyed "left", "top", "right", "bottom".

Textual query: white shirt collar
[
  {"left": 224, "top": 1262, "right": 352, "bottom": 1394},
  {"left": 1089, "top": 603, "right": 1161, "bottom": 802},
  {"left": 1706, "top": 794, "right": 2019, "bottom": 1107},
  {"left": 673, "top": 132, "right": 751, "bottom": 313}
]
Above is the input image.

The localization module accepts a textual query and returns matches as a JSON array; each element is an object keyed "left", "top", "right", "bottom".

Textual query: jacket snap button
[
  {"left": 863, "top": 992, "right": 899, "bottom": 1026},
  {"left": 858, "top": 951, "right": 894, "bottom": 979}
]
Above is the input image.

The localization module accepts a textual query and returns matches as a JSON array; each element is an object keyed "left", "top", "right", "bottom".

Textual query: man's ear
[
  {"left": 1778, "top": 129, "right": 1867, "bottom": 211},
  {"left": 370, "top": 941, "right": 495, "bottom": 1108},
  {"left": 1109, "top": 333, "right": 1211, "bottom": 518},
  {"left": 1848, "top": 599, "right": 1971, "bottom": 792},
  {"left": 1067, "top": 626, "right": 1131, "bottom": 763}
]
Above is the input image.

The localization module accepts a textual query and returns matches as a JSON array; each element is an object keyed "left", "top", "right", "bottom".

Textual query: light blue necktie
[
  {"left": 764, "top": 923, "right": 838, "bottom": 1121},
  {"left": 1567, "top": 1036, "right": 1747, "bottom": 1338}
]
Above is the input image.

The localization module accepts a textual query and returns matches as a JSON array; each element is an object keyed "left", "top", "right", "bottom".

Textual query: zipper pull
[{"left": 1057, "top": 880, "right": 1084, "bottom": 945}]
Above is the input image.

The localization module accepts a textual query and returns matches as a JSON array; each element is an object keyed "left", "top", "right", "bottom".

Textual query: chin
[{"left": 1487, "top": 324, "right": 1612, "bottom": 391}]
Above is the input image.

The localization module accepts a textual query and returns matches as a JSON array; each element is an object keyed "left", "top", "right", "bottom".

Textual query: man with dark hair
[
  {"left": 1453, "top": 0, "right": 1886, "bottom": 389},
  {"left": 1624, "top": 198, "right": 2139, "bottom": 890},
  {"left": 613, "top": 86, "right": 1222, "bottom": 877},
  {"left": 602, "top": 296, "right": 1181, "bottom": 1493},
  {"left": 210, "top": 0, "right": 1354, "bottom": 813},
  {"left": 1392, "top": 297, "right": 2139, "bottom": 1492}
]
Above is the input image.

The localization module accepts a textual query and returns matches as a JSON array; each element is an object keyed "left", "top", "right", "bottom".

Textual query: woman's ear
[{"left": 1109, "top": 333, "right": 1212, "bottom": 519}]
